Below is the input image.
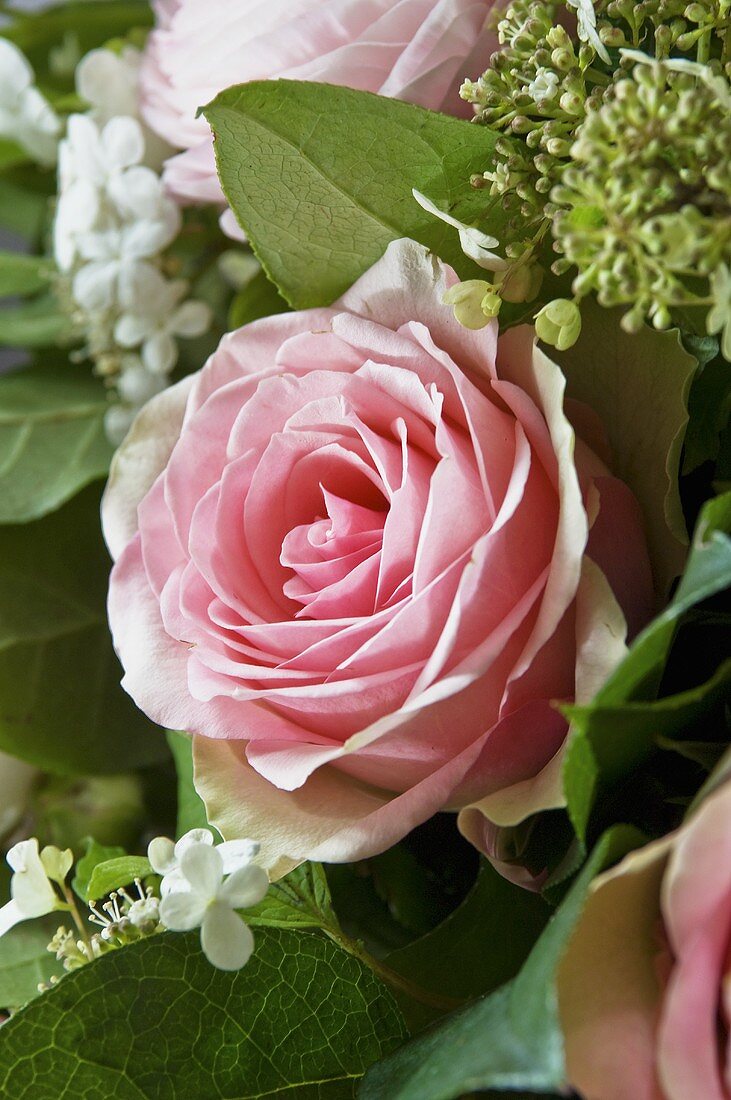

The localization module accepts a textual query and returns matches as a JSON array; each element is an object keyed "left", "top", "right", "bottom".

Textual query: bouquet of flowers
[{"left": 0, "top": 0, "right": 728, "bottom": 1096}]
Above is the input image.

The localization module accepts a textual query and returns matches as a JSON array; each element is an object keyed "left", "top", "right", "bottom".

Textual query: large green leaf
[
  {"left": 563, "top": 492, "right": 731, "bottom": 841},
  {"left": 361, "top": 826, "right": 643, "bottom": 1100},
  {"left": 0, "top": 483, "right": 166, "bottom": 774},
  {"left": 0, "top": 364, "right": 113, "bottom": 523},
  {"left": 555, "top": 302, "right": 697, "bottom": 595},
  {"left": 205, "top": 80, "right": 503, "bottom": 309},
  {"left": 0, "top": 928, "right": 406, "bottom": 1098}
]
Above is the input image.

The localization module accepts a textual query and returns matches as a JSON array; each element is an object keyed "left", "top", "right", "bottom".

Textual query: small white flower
[
  {"left": 0, "top": 39, "right": 60, "bottom": 166},
  {"left": 0, "top": 839, "right": 60, "bottom": 937},
  {"left": 158, "top": 841, "right": 268, "bottom": 971},
  {"left": 148, "top": 828, "right": 260, "bottom": 895},
  {"left": 115, "top": 266, "right": 211, "bottom": 375},
  {"left": 526, "top": 68, "right": 560, "bottom": 102},
  {"left": 127, "top": 895, "right": 160, "bottom": 930},
  {"left": 75, "top": 46, "right": 171, "bottom": 169},
  {"left": 412, "top": 189, "right": 506, "bottom": 271},
  {"left": 76, "top": 47, "right": 142, "bottom": 127},
  {"left": 566, "top": 0, "right": 611, "bottom": 64}
]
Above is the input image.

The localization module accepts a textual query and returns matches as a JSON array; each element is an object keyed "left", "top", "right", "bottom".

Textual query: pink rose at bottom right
[{"left": 559, "top": 779, "right": 731, "bottom": 1100}]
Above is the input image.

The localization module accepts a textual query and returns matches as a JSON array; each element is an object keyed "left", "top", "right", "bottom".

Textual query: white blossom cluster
[
  {"left": 0, "top": 38, "right": 60, "bottom": 166},
  {"left": 53, "top": 48, "right": 211, "bottom": 443},
  {"left": 0, "top": 828, "right": 268, "bottom": 975}
]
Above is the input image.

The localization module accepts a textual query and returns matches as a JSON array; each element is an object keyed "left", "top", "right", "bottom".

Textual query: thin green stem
[{"left": 62, "top": 884, "right": 91, "bottom": 949}]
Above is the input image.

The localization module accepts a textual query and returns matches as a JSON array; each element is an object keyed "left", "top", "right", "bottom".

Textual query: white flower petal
[
  {"left": 412, "top": 188, "right": 465, "bottom": 232},
  {"left": 0, "top": 40, "right": 33, "bottom": 98},
  {"left": 219, "top": 839, "right": 261, "bottom": 875},
  {"left": 180, "top": 842, "right": 223, "bottom": 899},
  {"left": 118, "top": 365, "right": 165, "bottom": 405},
  {"left": 109, "top": 165, "right": 164, "bottom": 221},
  {"left": 218, "top": 864, "right": 269, "bottom": 910},
  {"left": 173, "top": 829, "right": 215, "bottom": 859},
  {"left": 8, "top": 839, "right": 57, "bottom": 917},
  {"left": 115, "top": 312, "right": 152, "bottom": 348},
  {"left": 160, "top": 867, "right": 191, "bottom": 897},
  {"left": 0, "top": 899, "right": 25, "bottom": 938},
  {"left": 200, "top": 902, "right": 255, "bottom": 971},
  {"left": 101, "top": 116, "right": 144, "bottom": 172},
  {"left": 73, "top": 261, "right": 118, "bottom": 311},
  {"left": 159, "top": 890, "right": 208, "bottom": 931},
  {"left": 142, "top": 332, "right": 177, "bottom": 376},
  {"left": 121, "top": 219, "right": 176, "bottom": 261},
  {"left": 171, "top": 300, "right": 211, "bottom": 339},
  {"left": 147, "top": 835, "right": 176, "bottom": 875},
  {"left": 458, "top": 227, "right": 507, "bottom": 272}
]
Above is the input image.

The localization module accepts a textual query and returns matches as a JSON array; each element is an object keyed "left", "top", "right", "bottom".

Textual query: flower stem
[{"left": 62, "top": 884, "right": 91, "bottom": 949}]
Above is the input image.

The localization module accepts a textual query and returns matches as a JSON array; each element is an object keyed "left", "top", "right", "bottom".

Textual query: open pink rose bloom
[
  {"left": 104, "top": 240, "right": 653, "bottom": 875},
  {"left": 559, "top": 779, "right": 731, "bottom": 1100},
  {"left": 140, "top": 0, "right": 497, "bottom": 208}
]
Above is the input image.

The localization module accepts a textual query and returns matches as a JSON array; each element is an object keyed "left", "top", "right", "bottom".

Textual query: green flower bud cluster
[
  {"left": 460, "top": 0, "right": 731, "bottom": 352},
  {"left": 551, "top": 56, "right": 731, "bottom": 339},
  {"left": 462, "top": 0, "right": 607, "bottom": 231},
  {"left": 599, "top": 0, "right": 731, "bottom": 62}
]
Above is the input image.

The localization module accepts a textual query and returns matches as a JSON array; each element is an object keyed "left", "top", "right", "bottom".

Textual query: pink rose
[
  {"left": 559, "top": 781, "right": 731, "bottom": 1100},
  {"left": 139, "top": 0, "right": 498, "bottom": 209},
  {"left": 103, "top": 239, "right": 652, "bottom": 876}
]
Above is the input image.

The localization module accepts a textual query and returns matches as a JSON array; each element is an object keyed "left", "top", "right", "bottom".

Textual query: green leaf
[
  {"left": 166, "top": 730, "right": 210, "bottom": 836},
  {"left": 0, "top": 364, "right": 113, "bottom": 523},
  {"left": 682, "top": 355, "right": 731, "bottom": 474},
  {"left": 0, "top": 178, "right": 48, "bottom": 241},
  {"left": 555, "top": 301, "right": 697, "bottom": 594},
  {"left": 563, "top": 492, "right": 731, "bottom": 841},
  {"left": 0, "top": 296, "right": 69, "bottom": 348},
  {"left": 0, "top": 483, "right": 167, "bottom": 775},
  {"left": 0, "top": 252, "right": 53, "bottom": 297},
  {"left": 87, "top": 857, "right": 152, "bottom": 902},
  {"left": 205, "top": 80, "right": 503, "bottom": 308},
  {"left": 246, "top": 862, "right": 342, "bottom": 934},
  {"left": 229, "top": 267, "right": 289, "bottom": 329},
  {"left": 0, "top": 928, "right": 407, "bottom": 1098},
  {"left": 361, "top": 826, "right": 643, "bottom": 1100},
  {"left": 0, "top": 918, "right": 62, "bottom": 1011},
  {"left": 386, "top": 861, "right": 550, "bottom": 1003},
  {"left": 72, "top": 838, "right": 126, "bottom": 902},
  {"left": 0, "top": 139, "right": 29, "bottom": 174}
]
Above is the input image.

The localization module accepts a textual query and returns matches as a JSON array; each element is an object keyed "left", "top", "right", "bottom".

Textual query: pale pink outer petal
[
  {"left": 193, "top": 719, "right": 492, "bottom": 877},
  {"left": 101, "top": 375, "right": 194, "bottom": 561},
  {"left": 557, "top": 836, "right": 672, "bottom": 1100}
]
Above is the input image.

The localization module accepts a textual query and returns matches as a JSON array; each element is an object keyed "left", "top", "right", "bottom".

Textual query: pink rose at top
[
  {"left": 559, "top": 779, "right": 731, "bottom": 1100},
  {"left": 103, "top": 239, "right": 652, "bottom": 877},
  {"left": 139, "top": 0, "right": 497, "bottom": 212}
]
